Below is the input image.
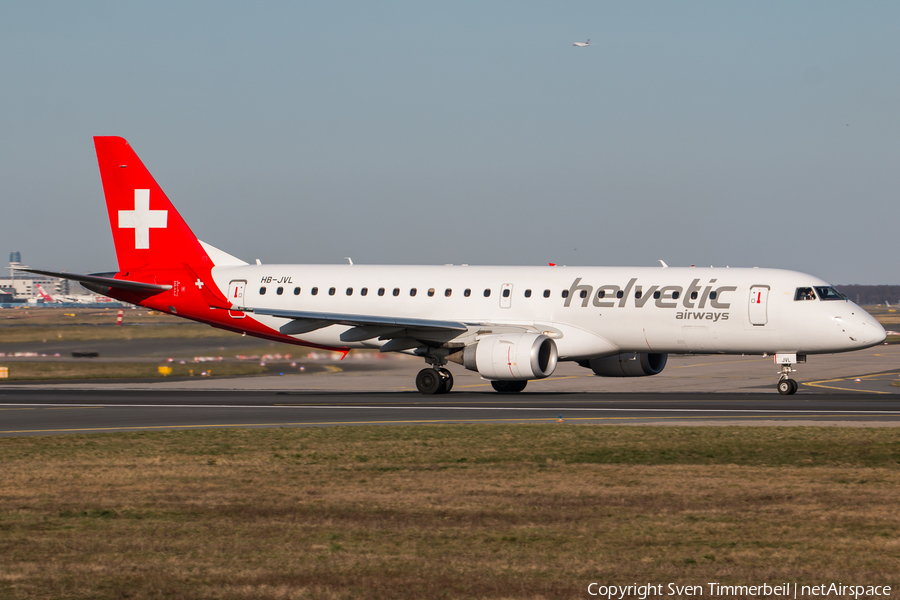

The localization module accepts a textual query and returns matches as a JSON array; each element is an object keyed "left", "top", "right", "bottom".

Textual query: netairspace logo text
[{"left": 586, "top": 582, "right": 891, "bottom": 599}]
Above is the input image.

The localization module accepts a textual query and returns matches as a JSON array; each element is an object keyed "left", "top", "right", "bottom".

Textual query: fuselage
[{"left": 203, "top": 264, "right": 885, "bottom": 360}]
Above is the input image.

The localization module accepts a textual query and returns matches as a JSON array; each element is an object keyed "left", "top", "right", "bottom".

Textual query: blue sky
[{"left": 1, "top": 1, "right": 897, "bottom": 283}]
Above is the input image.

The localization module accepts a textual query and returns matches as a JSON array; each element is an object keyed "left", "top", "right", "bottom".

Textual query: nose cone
[{"left": 854, "top": 312, "right": 886, "bottom": 348}]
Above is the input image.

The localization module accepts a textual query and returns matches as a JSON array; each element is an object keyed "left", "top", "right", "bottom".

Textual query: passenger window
[
  {"left": 378, "top": 288, "right": 385, "bottom": 296},
  {"left": 524, "top": 289, "right": 532, "bottom": 298},
  {"left": 276, "top": 287, "right": 284, "bottom": 295},
  {"left": 410, "top": 288, "right": 417, "bottom": 296},
  {"left": 597, "top": 290, "right": 605, "bottom": 298},
  {"left": 361, "top": 288, "right": 368, "bottom": 296},
  {"left": 709, "top": 291, "right": 717, "bottom": 300},
  {"left": 311, "top": 287, "right": 318, "bottom": 296},
  {"left": 690, "top": 291, "right": 698, "bottom": 300},
  {"left": 259, "top": 287, "right": 267, "bottom": 295},
  {"left": 503, "top": 289, "right": 511, "bottom": 298},
  {"left": 484, "top": 289, "right": 491, "bottom": 297},
  {"left": 672, "top": 291, "right": 680, "bottom": 299},
  {"left": 561, "top": 290, "right": 569, "bottom": 298},
  {"left": 635, "top": 290, "right": 642, "bottom": 299},
  {"left": 815, "top": 286, "right": 845, "bottom": 301},
  {"left": 393, "top": 288, "right": 400, "bottom": 296},
  {"left": 579, "top": 290, "right": 588, "bottom": 299},
  {"left": 293, "top": 287, "right": 301, "bottom": 295},
  {"left": 428, "top": 288, "right": 435, "bottom": 297},
  {"left": 464, "top": 289, "right": 471, "bottom": 297},
  {"left": 346, "top": 287, "right": 353, "bottom": 296},
  {"left": 543, "top": 290, "right": 550, "bottom": 298},
  {"left": 445, "top": 288, "right": 452, "bottom": 297},
  {"left": 616, "top": 290, "right": 624, "bottom": 299},
  {"left": 653, "top": 291, "right": 660, "bottom": 299},
  {"left": 328, "top": 287, "right": 336, "bottom": 296}
]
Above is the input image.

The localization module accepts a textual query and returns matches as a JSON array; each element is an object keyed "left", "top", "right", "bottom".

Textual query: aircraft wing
[
  {"left": 243, "top": 306, "right": 469, "bottom": 349},
  {"left": 15, "top": 268, "right": 172, "bottom": 292}
]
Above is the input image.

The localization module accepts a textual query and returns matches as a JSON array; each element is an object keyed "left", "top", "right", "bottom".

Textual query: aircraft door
[
  {"left": 748, "top": 285, "right": 769, "bottom": 326},
  {"left": 500, "top": 283, "right": 513, "bottom": 309},
  {"left": 227, "top": 280, "right": 246, "bottom": 319}
]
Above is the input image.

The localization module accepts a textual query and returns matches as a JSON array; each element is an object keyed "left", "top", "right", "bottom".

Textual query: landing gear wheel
[
  {"left": 416, "top": 368, "right": 443, "bottom": 395},
  {"left": 777, "top": 379, "right": 798, "bottom": 395},
  {"left": 438, "top": 368, "right": 454, "bottom": 394},
  {"left": 491, "top": 380, "right": 528, "bottom": 393}
]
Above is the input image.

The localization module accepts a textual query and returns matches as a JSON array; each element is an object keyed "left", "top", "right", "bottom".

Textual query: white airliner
[
  {"left": 21, "top": 137, "right": 886, "bottom": 395},
  {"left": 573, "top": 39, "right": 590, "bottom": 47}
]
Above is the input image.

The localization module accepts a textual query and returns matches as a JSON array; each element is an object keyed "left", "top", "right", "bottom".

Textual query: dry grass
[
  {"left": 1, "top": 307, "right": 235, "bottom": 343},
  {"left": 0, "top": 323, "right": 234, "bottom": 344},
  {"left": 1, "top": 307, "right": 181, "bottom": 326},
  {"left": 0, "top": 361, "right": 268, "bottom": 381},
  {"left": 0, "top": 426, "right": 899, "bottom": 599}
]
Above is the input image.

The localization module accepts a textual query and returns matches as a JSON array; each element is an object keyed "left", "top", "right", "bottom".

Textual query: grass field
[
  {"left": 0, "top": 361, "right": 268, "bottom": 381},
  {"left": 1, "top": 307, "right": 235, "bottom": 343},
  {"left": 1, "top": 425, "right": 898, "bottom": 599}
]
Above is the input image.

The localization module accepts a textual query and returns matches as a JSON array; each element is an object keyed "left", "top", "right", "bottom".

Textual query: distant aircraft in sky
[
  {"left": 572, "top": 39, "right": 590, "bottom": 47},
  {"left": 20, "top": 137, "right": 886, "bottom": 395}
]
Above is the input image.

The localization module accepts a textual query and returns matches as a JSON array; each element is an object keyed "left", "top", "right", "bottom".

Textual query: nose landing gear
[
  {"left": 777, "top": 375, "right": 798, "bottom": 395},
  {"left": 775, "top": 353, "right": 803, "bottom": 395}
]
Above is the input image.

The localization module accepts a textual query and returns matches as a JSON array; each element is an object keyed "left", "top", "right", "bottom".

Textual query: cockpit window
[
  {"left": 815, "top": 286, "right": 846, "bottom": 301},
  {"left": 795, "top": 287, "right": 816, "bottom": 301}
]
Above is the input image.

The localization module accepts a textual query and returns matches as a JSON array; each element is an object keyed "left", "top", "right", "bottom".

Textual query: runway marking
[
  {"left": 3, "top": 403, "right": 900, "bottom": 414},
  {"left": 803, "top": 372, "right": 900, "bottom": 394},
  {"left": 2, "top": 413, "right": 896, "bottom": 435},
  {"left": 273, "top": 397, "right": 773, "bottom": 406},
  {"left": 0, "top": 406, "right": 101, "bottom": 411},
  {"left": 323, "top": 365, "right": 343, "bottom": 373}
]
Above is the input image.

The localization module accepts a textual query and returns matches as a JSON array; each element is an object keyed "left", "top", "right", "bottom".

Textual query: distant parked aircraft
[
  {"left": 35, "top": 283, "right": 55, "bottom": 302},
  {"left": 34, "top": 282, "right": 111, "bottom": 304}
]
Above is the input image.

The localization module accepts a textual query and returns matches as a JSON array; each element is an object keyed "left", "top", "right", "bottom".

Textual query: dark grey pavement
[{"left": 2, "top": 388, "right": 900, "bottom": 437}]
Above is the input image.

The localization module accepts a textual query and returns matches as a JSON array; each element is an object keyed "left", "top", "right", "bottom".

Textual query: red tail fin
[{"left": 94, "top": 136, "right": 211, "bottom": 273}]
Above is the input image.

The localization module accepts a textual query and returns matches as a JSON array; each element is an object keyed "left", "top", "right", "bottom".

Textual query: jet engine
[
  {"left": 581, "top": 353, "right": 667, "bottom": 377},
  {"left": 450, "top": 333, "right": 558, "bottom": 380}
]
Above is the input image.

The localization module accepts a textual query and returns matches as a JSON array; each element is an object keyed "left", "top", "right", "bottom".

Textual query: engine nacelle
[
  {"left": 454, "top": 333, "right": 558, "bottom": 380},
  {"left": 582, "top": 353, "right": 667, "bottom": 377}
]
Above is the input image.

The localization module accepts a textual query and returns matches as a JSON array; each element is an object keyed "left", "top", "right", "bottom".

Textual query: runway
[
  {"left": 2, "top": 388, "right": 900, "bottom": 436},
  {"left": 2, "top": 347, "right": 899, "bottom": 436}
]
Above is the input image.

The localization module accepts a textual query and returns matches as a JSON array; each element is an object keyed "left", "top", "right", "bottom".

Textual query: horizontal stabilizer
[{"left": 15, "top": 268, "right": 172, "bottom": 292}]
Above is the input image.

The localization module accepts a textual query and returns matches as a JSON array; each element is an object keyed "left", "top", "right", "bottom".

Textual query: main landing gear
[
  {"left": 415, "top": 367, "right": 453, "bottom": 394},
  {"left": 491, "top": 380, "right": 527, "bottom": 393}
]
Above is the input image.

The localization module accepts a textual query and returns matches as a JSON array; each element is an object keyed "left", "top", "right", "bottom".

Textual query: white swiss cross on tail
[{"left": 118, "top": 189, "right": 167, "bottom": 249}]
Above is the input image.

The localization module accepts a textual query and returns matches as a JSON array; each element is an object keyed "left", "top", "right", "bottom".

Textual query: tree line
[{"left": 834, "top": 285, "right": 900, "bottom": 305}]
